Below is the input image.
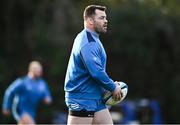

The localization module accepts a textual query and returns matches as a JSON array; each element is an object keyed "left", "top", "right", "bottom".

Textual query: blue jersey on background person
[{"left": 2, "top": 61, "right": 52, "bottom": 125}]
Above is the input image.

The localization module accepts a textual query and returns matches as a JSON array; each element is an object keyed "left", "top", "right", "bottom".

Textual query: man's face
[
  {"left": 33, "top": 65, "right": 42, "bottom": 78},
  {"left": 30, "top": 63, "right": 43, "bottom": 78},
  {"left": 92, "top": 9, "right": 108, "bottom": 34}
]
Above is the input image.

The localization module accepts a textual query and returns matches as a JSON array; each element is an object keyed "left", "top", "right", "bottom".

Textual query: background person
[{"left": 2, "top": 61, "right": 52, "bottom": 125}]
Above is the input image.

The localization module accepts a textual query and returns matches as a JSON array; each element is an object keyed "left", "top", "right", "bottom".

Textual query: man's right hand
[
  {"left": 112, "top": 82, "right": 122, "bottom": 101},
  {"left": 2, "top": 109, "right": 11, "bottom": 116}
]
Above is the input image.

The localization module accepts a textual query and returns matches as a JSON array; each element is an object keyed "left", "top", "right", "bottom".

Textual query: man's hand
[
  {"left": 112, "top": 81, "right": 122, "bottom": 101},
  {"left": 2, "top": 109, "right": 11, "bottom": 116},
  {"left": 44, "top": 97, "right": 52, "bottom": 105}
]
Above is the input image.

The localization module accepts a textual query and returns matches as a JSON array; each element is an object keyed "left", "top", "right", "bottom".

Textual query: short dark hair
[{"left": 83, "top": 5, "right": 106, "bottom": 20}]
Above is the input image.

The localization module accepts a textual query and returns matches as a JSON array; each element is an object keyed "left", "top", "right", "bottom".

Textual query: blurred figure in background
[{"left": 2, "top": 61, "right": 52, "bottom": 125}]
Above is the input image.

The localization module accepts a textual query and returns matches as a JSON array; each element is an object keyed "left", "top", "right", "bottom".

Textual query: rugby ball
[{"left": 103, "top": 82, "right": 128, "bottom": 106}]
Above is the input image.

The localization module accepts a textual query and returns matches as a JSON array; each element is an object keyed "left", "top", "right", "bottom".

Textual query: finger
[
  {"left": 112, "top": 94, "right": 117, "bottom": 100},
  {"left": 117, "top": 92, "right": 122, "bottom": 100},
  {"left": 115, "top": 93, "right": 120, "bottom": 101},
  {"left": 112, "top": 94, "right": 118, "bottom": 101},
  {"left": 116, "top": 94, "right": 119, "bottom": 101},
  {"left": 118, "top": 92, "right": 121, "bottom": 100},
  {"left": 121, "top": 92, "right": 123, "bottom": 98}
]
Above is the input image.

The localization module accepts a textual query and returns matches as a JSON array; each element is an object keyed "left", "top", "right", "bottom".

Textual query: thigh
[
  {"left": 18, "top": 113, "right": 35, "bottom": 125},
  {"left": 92, "top": 108, "right": 113, "bottom": 125},
  {"left": 67, "top": 115, "right": 93, "bottom": 125}
]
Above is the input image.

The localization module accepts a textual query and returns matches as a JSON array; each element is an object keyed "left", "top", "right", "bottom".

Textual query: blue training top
[
  {"left": 64, "top": 28, "right": 116, "bottom": 99},
  {"left": 2, "top": 76, "right": 52, "bottom": 119}
]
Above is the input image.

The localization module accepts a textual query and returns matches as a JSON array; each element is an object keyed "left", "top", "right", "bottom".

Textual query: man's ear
[{"left": 87, "top": 17, "right": 94, "bottom": 25}]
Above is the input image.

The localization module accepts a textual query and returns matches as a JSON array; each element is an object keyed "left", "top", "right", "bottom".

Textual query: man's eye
[{"left": 99, "top": 17, "right": 106, "bottom": 20}]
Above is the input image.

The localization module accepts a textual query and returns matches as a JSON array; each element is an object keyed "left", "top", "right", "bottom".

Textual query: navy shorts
[{"left": 65, "top": 98, "right": 107, "bottom": 117}]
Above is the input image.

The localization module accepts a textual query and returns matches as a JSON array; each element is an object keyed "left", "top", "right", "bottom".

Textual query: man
[
  {"left": 2, "top": 61, "right": 52, "bottom": 124},
  {"left": 64, "top": 5, "right": 122, "bottom": 124}
]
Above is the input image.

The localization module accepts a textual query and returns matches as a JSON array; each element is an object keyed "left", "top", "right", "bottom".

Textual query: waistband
[{"left": 65, "top": 92, "right": 101, "bottom": 99}]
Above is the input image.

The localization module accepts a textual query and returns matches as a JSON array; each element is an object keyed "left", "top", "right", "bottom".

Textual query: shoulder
[
  {"left": 76, "top": 30, "right": 97, "bottom": 44},
  {"left": 80, "top": 30, "right": 96, "bottom": 43},
  {"left": 82, "top": 31, "right": 99, "bottom": 46},
  {"left": 81, "top": 39, "right": 100, "bottom": 53},
  {"left": 12, "top": 77, "right": 24, "bottom": 85},
  {"left": 86, "top": 31, "right": 96, "bottom": 43},
  {"left": 7, "top": 77, "right": 24, "bottom": 90},
  {"left": 38, "top": 78, "right": 48, "bottom": 86}
]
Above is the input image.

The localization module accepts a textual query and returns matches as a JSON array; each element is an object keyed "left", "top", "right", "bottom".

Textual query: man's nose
[{"left": 105, "top": 18, "right": 108, "bottom": 23}]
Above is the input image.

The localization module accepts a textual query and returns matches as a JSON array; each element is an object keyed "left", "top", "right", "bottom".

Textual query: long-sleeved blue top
[
  {"left": 64, "top": 28, "right": 116, "bottom": 99},
  {"left": 2, "top": 76, "right": 52, "bottom": 119}
]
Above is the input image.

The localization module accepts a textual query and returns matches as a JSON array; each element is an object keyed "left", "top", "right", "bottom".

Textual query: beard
[{"left": 94, "top": 22, "right": 107, "bottom": 34}]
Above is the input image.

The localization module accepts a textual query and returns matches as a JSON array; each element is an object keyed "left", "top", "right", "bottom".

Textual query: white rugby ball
[{"left": 103, "top": 82, "right": 128, "bottom": 106}]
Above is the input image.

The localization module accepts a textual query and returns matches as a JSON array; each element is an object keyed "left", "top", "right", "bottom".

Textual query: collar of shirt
[
  {"left": 84, "top": 28, "right": 99, "bottom": 39},
  {"left": 26, "top": 75, "right": 41, "bottom": 82}
]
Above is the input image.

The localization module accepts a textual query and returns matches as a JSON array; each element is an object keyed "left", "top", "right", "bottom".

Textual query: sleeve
[
  {"left": 42, "top": 82, "right": 52, "bottom": 103},
  {"left": 80, "top": 42, "right": 116, "bottom": 92},
  {"left": 2, "top": 79, "right": 23, "bottom": 111}
]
